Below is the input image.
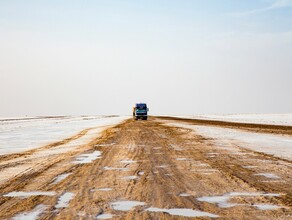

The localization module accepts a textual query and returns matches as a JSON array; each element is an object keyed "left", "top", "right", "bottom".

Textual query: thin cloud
[{"left": 229, "top": 0, "right": 292, "bottom": 16}]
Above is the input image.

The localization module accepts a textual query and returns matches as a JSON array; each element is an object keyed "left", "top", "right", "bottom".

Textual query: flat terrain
[{"left": 0, "top": 117, "right": 291, "bottom": 219}]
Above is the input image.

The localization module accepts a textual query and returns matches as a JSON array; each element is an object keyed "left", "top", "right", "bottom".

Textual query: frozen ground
[
  {"left": 175, "top": 114, "right": 292, "bottom": 126},
  {"left": 164, "top": 122, "right": 292, "bottom": 160},
  {"left": 0, "top": 116, "right": 129, "bottom": 155},
  {"left": 0, "top": 118, "right": 291, "bottom": 219}
]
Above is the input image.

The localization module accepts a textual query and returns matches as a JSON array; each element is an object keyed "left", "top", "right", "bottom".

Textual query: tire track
[{"left": 0, "top": 118, "right": 291, "bottom": 219}]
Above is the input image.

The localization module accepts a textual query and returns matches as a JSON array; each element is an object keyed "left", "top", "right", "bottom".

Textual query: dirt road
[{"left": 0, "top": 117, "right": 291, "bottom": 219}]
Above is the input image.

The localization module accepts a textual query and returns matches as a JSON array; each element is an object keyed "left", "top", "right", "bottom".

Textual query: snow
[
  {"left": 4, "top": 191, "right": 56, "bottom": 198},
  {"left": 138, "top": 171, "right": 144, "bottom": 175},
  {"left": 156, "top": 165, "right": 169, "bottom": 168},
  {"left": 146, "top": 207, "right": 218, "bottom": 218},
  {"left": 164, "top": 122, "right": 292, "bottom": 160},
  {"left": 179, "top": 193, "right": 191, "bottom": 197},
  {"left": 120, "top": 160, "right": 137, "bottom": 164},
  {"left": 55, "top": 192, "right": 75, "bottom": 208},
  {"left": 12, "top": 204, "right": 47, "bottom": 220},
  {"left": 51, "top": 173, "right": 72, "bottom": 185},
  {"left": 97, "top": 188, "right": 113, "bottom": 191},
  {"left": 176, "top": 158, "right": 188, "bottom": 161},
  {"left": 121, "top": 176, "right": 138, "bottom": 180},
  {"left": 242, "top": 166, "right": 257, "bottom": 169},
  {"left": 255, "top": 173, "right": 281, "bottom": 179},
  {"left": 73, "top": 151, "right": 102, "bottom": 164},
  {"left": 96, "top": 213, "right": 115, "bottom": 219},
  {"left": 176, "top": 114, "right": 292, "bottom": 126},
  {"left": 253, "top": 204, "right": 281, "bottom": 210},
  {"left": 33, "top": 127, "right": 104, "bottom": 157},
  {"left": 192, "top": 163, "right": 209, "bottom": 167},
  {"left": 110, "top": 201, "right": 146, "bottom": 211},
  {"left": 197, "top": 192, "right": 279, "bottom": 208},
  {"left": 0, "top": 116, "right": 129, "bottom": 155}
]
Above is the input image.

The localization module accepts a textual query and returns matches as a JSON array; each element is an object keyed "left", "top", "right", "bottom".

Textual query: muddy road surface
[{"left": 0, "top": 117, "right": 291, "bottom": 219}]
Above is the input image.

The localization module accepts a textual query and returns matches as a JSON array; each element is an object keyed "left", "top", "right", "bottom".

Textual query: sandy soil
[{"left": 0, "top": 117, "right": 291, "bottom": 219}]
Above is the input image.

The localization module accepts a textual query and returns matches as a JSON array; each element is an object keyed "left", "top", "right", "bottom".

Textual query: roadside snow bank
[
  {"left": 0, "top": 116, "right": 129, "bottom": 155},
  {"left": 175, "top": 114, "right": 292, "bottom": 126},
  {"left": 165, "top": 122, "right": 292, "bottom": 160}
]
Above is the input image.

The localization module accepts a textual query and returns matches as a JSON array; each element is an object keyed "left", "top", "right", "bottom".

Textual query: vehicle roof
[{"left": 136, "top": 103, "right": 147, "bottom": 107}]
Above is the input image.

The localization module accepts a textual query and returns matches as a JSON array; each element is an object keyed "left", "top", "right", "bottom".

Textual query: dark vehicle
[{"left": 133, "top": 103, "right": 149, "bottom": 120}]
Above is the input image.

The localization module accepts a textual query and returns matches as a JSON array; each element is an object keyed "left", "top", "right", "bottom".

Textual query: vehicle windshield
[{"left": 136, "top": 104, "right": 147, "bottom": 110}]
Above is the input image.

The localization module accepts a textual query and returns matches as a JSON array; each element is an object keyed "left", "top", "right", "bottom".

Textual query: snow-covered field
[
  {"left": 176, "top": 114, "right": 292, "bottom": 126},
  {"left": 0, "top": 116, "right": 130, "bottom": 155},
  {"left": 164, "top": 122, "right": 292, "bottom": 160}
]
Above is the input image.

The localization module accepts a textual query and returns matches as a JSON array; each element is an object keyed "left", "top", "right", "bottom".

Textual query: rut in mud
[{"left": 0, "top": 118, "right": 291, "bottom": 219}]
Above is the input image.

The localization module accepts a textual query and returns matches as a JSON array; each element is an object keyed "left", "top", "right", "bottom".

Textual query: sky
[{"left": 0, "top": 0, "right": 291, "bottom": 117}]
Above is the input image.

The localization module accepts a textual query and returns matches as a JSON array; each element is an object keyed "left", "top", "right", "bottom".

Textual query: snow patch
[
  {"left": 253, "top": 204, "right": 281, "bottom": 210},
  {"left": 146, "top": 207, "right": 218, "bottom": 218},
  {"left": 95, "top": 143, "right": 115, "bottom": 147},
  {"left": 121, "top": 176, "right": 138, "bottom": 180},
  {"left": 51, "top": 173, "right": 72, "bottom": 185},
  {"left": 96, "top": 213, "right": 115, "bottom": 219},
  {"left": 55, "top": 192, "right": 75, "bottom": 209},
  {"left": 156, "top": 165, "right": 169, "bottom": 168},
  {"left": 255, "top": 173, "right": 280, "bottom": 179},
  {"left": 207, "top": 153, "right": 220, "bottom": 155},
  {"left": 176, "top": 158, "right": 188, "bottom": 161},
  {"left": 197, "top": 192, "right": 280, "bottom": 208},
  {"left": 110, "top": 201, "right": 146, "bottom": 211},
  {"left": 12, "top": 204, "right": 47, "bottom": 220},
  {"left": 179, "top": 193, "right": 191, "bottom": 197},
  {"left": 262, "top": 180, "right": 284, "bottom": 183},
  {"left": 73, "top": 151, "right": 102, "bottom": 164},
  {"left": 4, "top": 191, "right": 56, "bottom": 198},
  {"left": 97, "top": 188, "right": 113, "bottom": 191},
  {"left": 193, "top": 163, "right": 209, "bottom": 167},
  {"left": 242, "top": 166, "right": 257, "bottom": 169}
]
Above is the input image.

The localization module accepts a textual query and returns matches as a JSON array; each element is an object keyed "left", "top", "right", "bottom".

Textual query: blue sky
[{"left": 0, "top": 0, "right": 291, "bottom": 116}]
